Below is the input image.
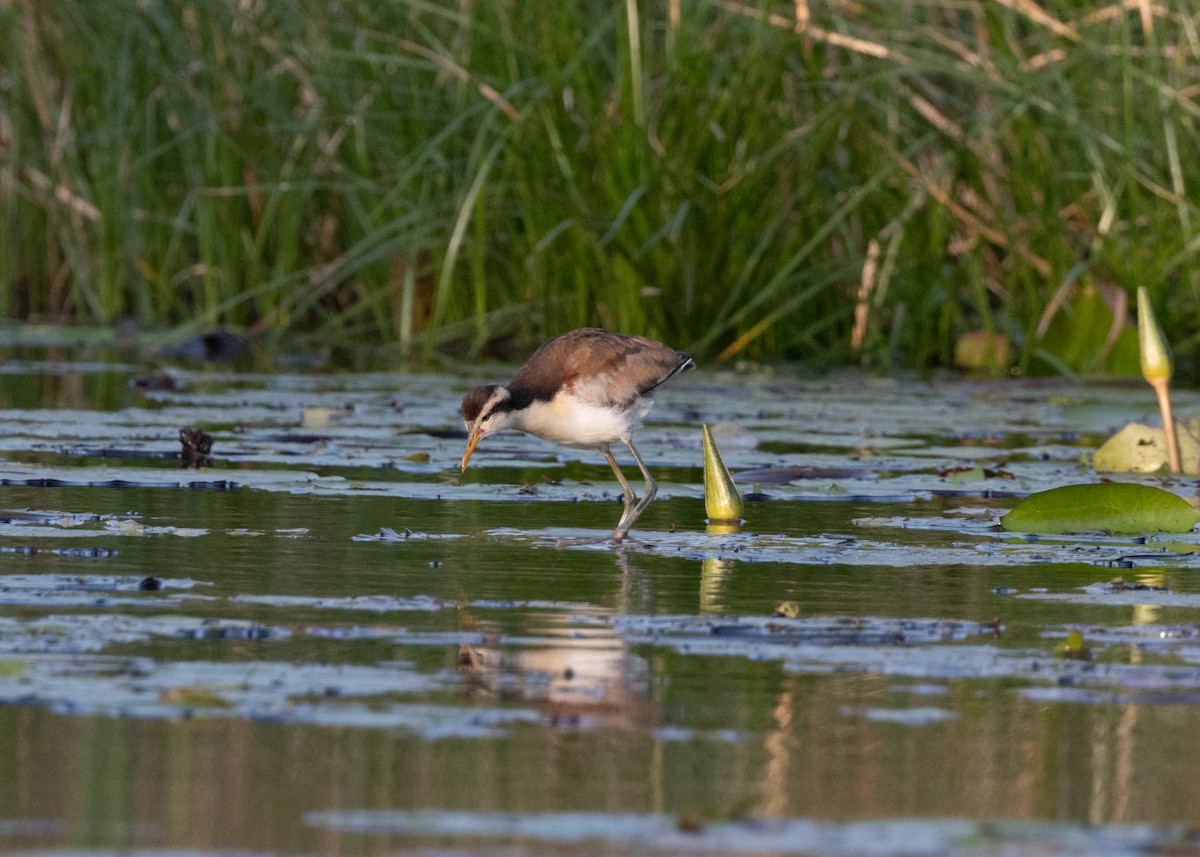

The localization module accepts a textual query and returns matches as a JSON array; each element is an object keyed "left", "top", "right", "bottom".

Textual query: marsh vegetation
[{"left": 3, "top": 1, "right": 1199, "bottom": 373}]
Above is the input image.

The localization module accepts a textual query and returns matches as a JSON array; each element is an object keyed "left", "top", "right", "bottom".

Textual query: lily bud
[
  {"left": 1137, "top": 287, "right": 1173, "bottom": 383},
  {"left": 702, "top": 423, "right": 744, "bottom": 522}
]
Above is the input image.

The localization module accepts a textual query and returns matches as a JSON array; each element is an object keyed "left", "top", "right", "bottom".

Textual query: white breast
[{"left": 513, "top": 392, "right": 653, "bottom": 448}]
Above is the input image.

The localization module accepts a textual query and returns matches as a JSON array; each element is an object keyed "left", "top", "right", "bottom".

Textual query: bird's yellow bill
[{"left": 460, "top": 429, "right": 482, "bottom": 472}]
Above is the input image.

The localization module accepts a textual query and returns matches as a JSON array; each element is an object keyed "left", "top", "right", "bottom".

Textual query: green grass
[{"left": 1, "top": 0, "right": 1198, "bottom": 373}]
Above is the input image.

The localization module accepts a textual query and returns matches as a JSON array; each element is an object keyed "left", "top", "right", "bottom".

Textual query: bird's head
[{"left": 460, "top": 384, "right": 513, "bottom": 471}]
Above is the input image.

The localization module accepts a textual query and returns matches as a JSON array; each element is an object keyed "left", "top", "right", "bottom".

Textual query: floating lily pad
[
  {"left": 1000, "top": 483, "right": 1199, "bottom": 535},
  {"left": 1094, "top": 420, "right": 1200, "bottom": 474}
]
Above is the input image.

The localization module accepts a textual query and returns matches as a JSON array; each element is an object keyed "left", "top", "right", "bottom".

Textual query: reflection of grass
[{"left": 3, "top": 1, "right": 1198, "bottom": 371}]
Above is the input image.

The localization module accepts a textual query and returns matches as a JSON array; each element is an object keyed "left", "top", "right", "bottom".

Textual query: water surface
[{"left": 0, "top": 353, "right": 1199, "bottom": 855}]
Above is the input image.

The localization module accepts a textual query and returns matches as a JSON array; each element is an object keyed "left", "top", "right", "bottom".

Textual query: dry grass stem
[
  {"left": 397, "top": 38, "right": 520, "bottom": 121},
  {"left": 19, "top": 166, "right": 100, "bottom": 222},
  {"left": 992, "top": 0, "right": 1079, "bottom": 41},
  {"left": 715, "top": 0, "right": 905, "bottom": 62},
  {"left": 852, "top": 238, "right": 880, "bottom": 351},
  {"left": 1077, "top": 0, "right": 1166, "bottom": 28},
  {"left": 896, "top": 156, "right": 1051, "bottom": 278}
]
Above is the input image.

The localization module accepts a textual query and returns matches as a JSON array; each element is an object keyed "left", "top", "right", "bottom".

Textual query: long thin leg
[
  {"left": 612, "top": 437, "right": 657, "bottom": 541},
  {"left": 624, "top": 437, "right": 658, "bottom": 513},
  {"left": 601, "top": 443, "right": 639, "bottom": 537}
]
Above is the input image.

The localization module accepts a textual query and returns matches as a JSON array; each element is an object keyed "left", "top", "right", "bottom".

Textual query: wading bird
[{"left": 460, "top": 328, "right": 694, "bottom": 542}]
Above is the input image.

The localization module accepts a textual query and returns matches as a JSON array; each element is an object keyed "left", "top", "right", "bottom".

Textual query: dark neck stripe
[{"left": 502, "top": 385, "right": 550, "bottom": 412}]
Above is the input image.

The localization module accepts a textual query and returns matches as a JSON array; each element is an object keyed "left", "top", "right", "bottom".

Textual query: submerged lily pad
[
  {"left": 513, "top": 526, "right": 1200, "bottom": 570},
  {"left": 1094, "top": 421, "right": 1200, "bottom": 474},
  {"left": 0, "top": 614, "right": 275, "bottom": 653},
  {"left": 847, "top": 706, "right": 957, "bottom": 725},
  {"left": 304, "top": 809, "right": 1199, "bottom": 855},
  {"left": 1019, "top": 584, "right": 1200, "bottom": 609},
  {"left": 1000, "top": 483, "right": 1199, "bottom": 535},
  {"left": 0, "top": 574, "right": 207, "bottom": 609},
  {"left": 0, "top": 653, "right": 494, "bottom": 732}
]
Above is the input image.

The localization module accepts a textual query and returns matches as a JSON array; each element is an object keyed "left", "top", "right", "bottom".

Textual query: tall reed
[{"left": 1, "top": 0, "right": 1197, "bottom": 371}]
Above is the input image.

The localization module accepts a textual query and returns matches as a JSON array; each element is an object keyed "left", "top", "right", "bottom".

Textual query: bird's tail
[{"left": 644, "top": 352, "right": 694, "bottom": 394}]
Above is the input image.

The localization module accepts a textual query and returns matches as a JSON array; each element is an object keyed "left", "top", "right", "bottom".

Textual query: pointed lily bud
[
  {"left": 1138, "top": 287, "right": 1172, "bottom": 383},
  {"left": 1137, "top": 287, "right": 1181, "bottom": 473},
  {"left": 702, "top": 423, "right": 744, "bottom": 522}
]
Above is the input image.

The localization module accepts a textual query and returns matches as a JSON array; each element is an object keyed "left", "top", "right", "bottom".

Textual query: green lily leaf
[{"left": 1001, "top": 483, "right": 1199, "bottom": 535}]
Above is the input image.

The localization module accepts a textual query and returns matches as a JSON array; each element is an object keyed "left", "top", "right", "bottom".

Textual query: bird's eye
[{"left": 481, "top": 413, "right": 492, "bottom": 422}]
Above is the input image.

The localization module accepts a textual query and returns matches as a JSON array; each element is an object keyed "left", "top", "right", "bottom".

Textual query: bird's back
[{"left": 509, "top": 328, "right": 692, "bottom": 409}]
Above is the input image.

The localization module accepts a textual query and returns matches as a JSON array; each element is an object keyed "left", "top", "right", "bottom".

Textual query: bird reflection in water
[{"left": 455, "top": 552, "right": 658, "bottom": 730}]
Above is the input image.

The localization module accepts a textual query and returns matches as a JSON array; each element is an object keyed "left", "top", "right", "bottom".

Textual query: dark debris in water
[
  {"left": 131, "top": 371, "right": 179, "bottom": 391},
  {"left": 157, "top": 328, "right": 249, "bottom": 363},
  {"left": 178, "top": 426, "right": 214, "bottom": 468}
]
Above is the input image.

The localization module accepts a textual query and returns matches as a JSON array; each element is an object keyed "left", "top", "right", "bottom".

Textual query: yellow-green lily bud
[
  {"left": 702, "top": 423, "right": 744, "bottom": 522},
  {"left": 1137, "top": 287, "right": 1173, "bottom": 383}
]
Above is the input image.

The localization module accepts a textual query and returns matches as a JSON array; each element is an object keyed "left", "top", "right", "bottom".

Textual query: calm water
[{"left": 0, "top": 352, "right": 1199, "bottom": 855}]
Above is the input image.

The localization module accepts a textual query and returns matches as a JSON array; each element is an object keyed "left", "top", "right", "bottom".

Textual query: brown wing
[
  {"left": 510, "top": 328, "right": 692, "bottom": 408},
  {"left": 556, "top": 328, "right": 691, "bottom": 405}
]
